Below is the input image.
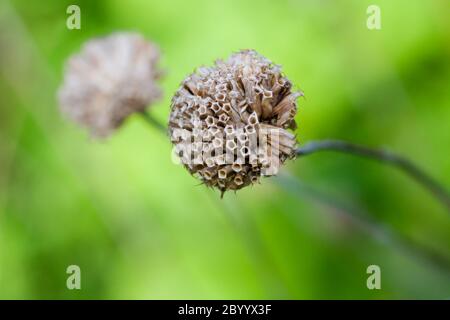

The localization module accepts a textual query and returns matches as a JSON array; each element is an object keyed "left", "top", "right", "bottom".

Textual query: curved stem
[
  {"left": 275, "top": 173, "right": 450, "bottom": 275},
  {"left": 139, "top": 115, "right": 450, "bottom": 274},
  {"left": 297, "top": 140, "right": 450, "bottom": 213}
]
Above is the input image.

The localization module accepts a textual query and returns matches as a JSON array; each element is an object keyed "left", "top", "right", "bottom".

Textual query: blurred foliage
[{"left": 0, "top": 0, "right": 449, "bottom": 299}]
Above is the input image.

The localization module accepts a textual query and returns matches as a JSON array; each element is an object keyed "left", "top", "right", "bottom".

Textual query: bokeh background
[{"left": 1, "top": 0, "right": 449, "bottom": 299}]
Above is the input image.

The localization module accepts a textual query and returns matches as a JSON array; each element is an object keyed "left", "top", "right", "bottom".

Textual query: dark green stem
[
  {"left": 140, "top": 111, "right": 167, "bottom": 135},
  {"left": 297, "top": 140, "right": 450, "bottom": 213},
  {"left": 275, "top": 173, "right": 450, "bottom": 275}
]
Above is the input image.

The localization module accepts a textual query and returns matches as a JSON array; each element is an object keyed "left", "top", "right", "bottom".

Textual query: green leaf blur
[{"left": 0, "top": 0, "right": 449, "bottom": 299}]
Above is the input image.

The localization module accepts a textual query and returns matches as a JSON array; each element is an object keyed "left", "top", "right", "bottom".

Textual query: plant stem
[
  {"left": 140, "top": 111, "right": 167, "bottom": 135},
  {"left": 275, "top": 173, "right": 450, "bottom": 275},
  {"left": 139, "top": 114, "right": 450, "bottom": 275},
  {"left": 297, "top": 140, "right": 450, "bottom": 213}
]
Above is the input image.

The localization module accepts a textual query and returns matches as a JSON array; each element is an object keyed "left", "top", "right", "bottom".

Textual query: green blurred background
[{"left": 0, "top": 0, "right": 449, "bottom": 299}]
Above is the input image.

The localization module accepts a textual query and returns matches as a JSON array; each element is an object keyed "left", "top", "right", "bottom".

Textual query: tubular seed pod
[{"left": 169, "top": 50, "right": 302, "bottom": 194}]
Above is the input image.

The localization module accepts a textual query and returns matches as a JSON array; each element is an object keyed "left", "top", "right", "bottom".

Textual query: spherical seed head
[
  {"left": 169, "top": 50, "right": 301, "bottom": 193},
  {"left": 58, "top": 32, "right": 163, "bottom": 138}
]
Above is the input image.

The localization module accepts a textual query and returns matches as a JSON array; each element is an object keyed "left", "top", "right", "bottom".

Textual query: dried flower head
[
  {"left": 58, "top": 32, "right": 163, "bottom": 137},
  {"left": 169, "top": 50, "right": 302, "bottom": 194}
]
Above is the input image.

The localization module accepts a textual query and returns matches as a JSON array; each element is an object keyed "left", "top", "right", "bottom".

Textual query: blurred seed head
[
  {"left": 169, "top": 49, "right": 302, "bottom": 194},
  {"left": 58, "top": 32, "right": 163, "bottom": 138}
]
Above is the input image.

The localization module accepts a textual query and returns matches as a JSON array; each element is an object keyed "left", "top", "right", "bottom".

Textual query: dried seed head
[
  {"left": 169, "top": 50, "right": 301, "bottom": 194},
  {"left": 58, "top": 32, "right": 163, "bottom": 138}
]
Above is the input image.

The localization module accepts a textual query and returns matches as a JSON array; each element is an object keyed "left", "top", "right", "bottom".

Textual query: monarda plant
[
  {"left": 58, "top": 40, "right": 450, "bottom": 211},
  {"left": 59, "top": 39, "right": 450, "bottom": 272}
]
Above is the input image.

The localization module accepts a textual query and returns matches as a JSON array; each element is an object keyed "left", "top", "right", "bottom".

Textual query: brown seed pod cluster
[
  {"left": 58, "top": 32, "right": 163, "bottom": 138},
  {"left": 169, "top": 50, "right": 302, "bottom": 194}
]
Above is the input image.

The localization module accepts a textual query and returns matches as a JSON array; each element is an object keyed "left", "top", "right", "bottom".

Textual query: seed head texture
[
  {"left": 169, "top": 50, "right": 302, "bottom": 193},
  {"left": 58, "top": 32, "right": 163, "bottom": 137}
]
